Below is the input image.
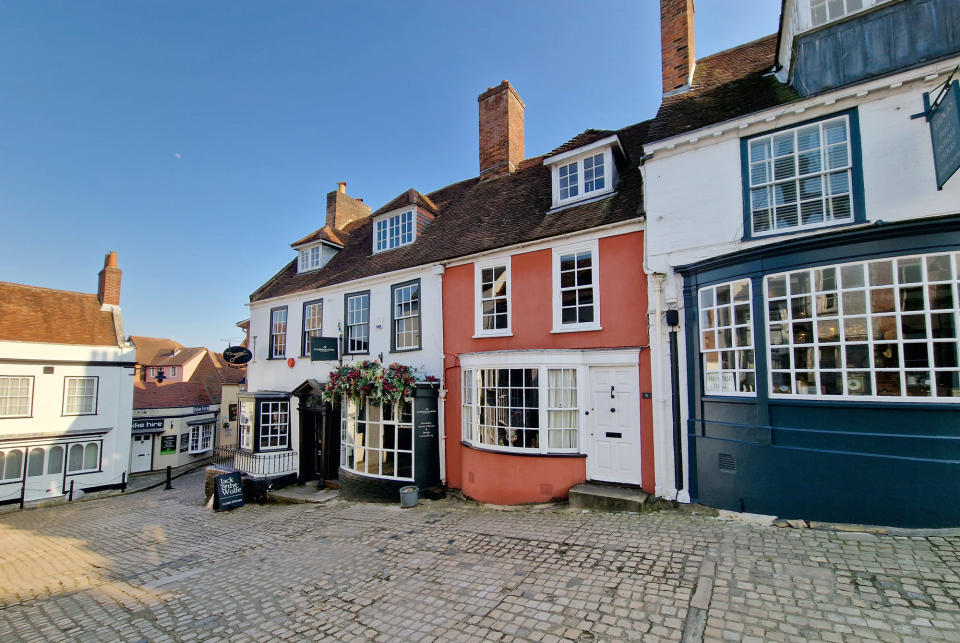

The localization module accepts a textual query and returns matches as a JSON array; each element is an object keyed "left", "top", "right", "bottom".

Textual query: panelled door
[
  {"left": 24, "top": 445, "right": 66, "bottom": 500},
  {"left": 586, "top": 366, "right": 642, "bottom": 485},
  {"left": 131, "top": 434, "right": 153, "bottom": 473}
]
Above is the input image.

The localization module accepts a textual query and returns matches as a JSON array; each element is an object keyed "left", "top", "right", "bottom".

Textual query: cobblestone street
[{"left": 1, "top": 471, "right": 959, "bottom": 642}]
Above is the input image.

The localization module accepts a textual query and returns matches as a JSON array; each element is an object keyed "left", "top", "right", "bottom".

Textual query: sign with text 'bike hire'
[{"left": 214, "top": 472, "right": 245, "bottom": 511}]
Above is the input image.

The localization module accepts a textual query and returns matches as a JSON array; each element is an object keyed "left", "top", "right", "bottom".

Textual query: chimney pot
[
  {"left": 478, "top": 80, "right": 525, "bottom": 178},
  {"left": 337, "top": 181, "right": 347, "bottom": 193}
]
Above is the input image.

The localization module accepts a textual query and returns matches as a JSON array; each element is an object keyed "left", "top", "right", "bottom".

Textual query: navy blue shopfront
[{"left": 679, "top": 216, "right": 960, "bottom": 528}]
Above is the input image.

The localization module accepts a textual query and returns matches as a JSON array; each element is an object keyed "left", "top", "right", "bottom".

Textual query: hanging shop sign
[
  {"left": 180, "top": 433, "right": 189, "bottom": 452},
  {"left": 223, "top": 345, "right": 253, "bottom": 365},
  {"left": 928, "top": 79, "right": 960, "bottom": 190},
  {"left": 215, "top": 472, "right": 245, "bottom": 511},
  {"left": 310, "top": 337, "right": 339, "bottom": 362}
]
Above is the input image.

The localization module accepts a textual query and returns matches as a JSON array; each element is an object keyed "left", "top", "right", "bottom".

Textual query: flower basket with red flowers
[{"left": 322, "top": 361, "right": 418, "bottom": 407}]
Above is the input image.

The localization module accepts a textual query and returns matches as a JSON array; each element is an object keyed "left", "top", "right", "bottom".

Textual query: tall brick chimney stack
[
  {"left": 325, "top": 181, "right": 371, "bottom": 231},
  {"left": 478, "top": 80, "right": 525, "bottom": 178},
  {"left": 660, "top": 0, "right": 695, "bottom": 96},
  {"left": 97, "top": 251, "right": 121, "bottom": 307}
]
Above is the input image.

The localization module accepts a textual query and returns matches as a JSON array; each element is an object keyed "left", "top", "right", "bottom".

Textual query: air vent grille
[{"left": 719, "top": 453, "right": 736, "bottom": 472}]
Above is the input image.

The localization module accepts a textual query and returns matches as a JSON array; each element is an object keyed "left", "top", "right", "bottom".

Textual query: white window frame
[
  {"left": 747, "top": 114, "right": 854, "bottom": 237},
  {"left": 340, "top": 397, "right": 415, "bottom": 481},
  {"left": 259, "top": 401, "right": 289, "bottom": 451},
  {"left": 0, "top": 448, "right": 24, "bottom": 480},
  {"left": 373, "top": 209, "right": 415, "bottom": 253},
  {"left": 474, "top": 257, "right": 512, "bottom": 337},
  {"left": 298, "top": 245, "right": 322, "bottom": 273},
  {"left": 805, "top": 0, "right": 889, "bottom": 29},
  {"left": 698, "top": 280, "right": 757, "bottom": 397},
  {"left": 552, "top": 239, "right": 601, "bottom": 333},
  {"left": 169, "top": 366, "right": 178, "bottom": 377},
  {"left": 66, "top": 441, "right": 100, "bottom": 473},
  {"left": 546, "top": 144, "right": 617, "bottom": 208},
  {"left": 239, "top": 401, "right": 253, "bottom": 450},
  {"left": 188, "top": 424, "right": 213, "bottom": 454},
  {"left": 63, "top": 376, "right": 98, "bottom": 415},
  {"left": 0, "top": 376, "right": 33, "bottom": 418},
  {"left": 302, "top": 299, "right": 323, "bottom": 356},
  {"left": 270, "top": 307, "right": 287, "bottom": 359},
  {"left": 764, "top": 251, "right": 960, "bottom": 402},
  {"left": 345, "top": 291, "right": 370, "bottom": 354}
]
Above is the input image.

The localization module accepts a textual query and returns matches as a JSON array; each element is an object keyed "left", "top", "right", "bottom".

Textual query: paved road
[{"left": 1, "top": 471, "right": 959, "bottom": 642}]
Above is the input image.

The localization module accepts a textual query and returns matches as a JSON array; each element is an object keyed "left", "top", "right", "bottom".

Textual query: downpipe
[{"left": 666, "top": 309, "right": 683, "bottom": 494}]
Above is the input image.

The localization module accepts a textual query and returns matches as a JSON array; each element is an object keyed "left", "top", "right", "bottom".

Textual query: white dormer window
[
  {"left": 374, "top": 209, "right": 415, "bottom": 253},
  {"left": 544, "top": 136, "right": 620, "bottom": 209},
  {"left": 298, "top": 245, "right": 321, "bottom": 272}
]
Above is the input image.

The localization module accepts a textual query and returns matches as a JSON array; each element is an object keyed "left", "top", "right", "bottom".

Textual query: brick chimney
[
  {"left": 661, "top": 0, "right": 695, "bottom": 95},
  {"left": 478, "top": 80, "right": 525, "bottom": 178},
  {"left": 97, "top": 251, "right": 121, "bottom": 307},
  {"left": 325, "top": 181, "right": 371, "bottom": 231}
]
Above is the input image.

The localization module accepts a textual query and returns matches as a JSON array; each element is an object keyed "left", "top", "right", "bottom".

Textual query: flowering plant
[{"left": 321, "top": 361, "right": 417, "bottom": 407}]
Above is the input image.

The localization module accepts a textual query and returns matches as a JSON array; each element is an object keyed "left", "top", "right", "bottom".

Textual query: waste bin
[{"left": 399, "top": 485, "right": 419, "bottom": 508}]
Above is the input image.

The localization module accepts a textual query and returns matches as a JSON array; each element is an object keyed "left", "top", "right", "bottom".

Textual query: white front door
[
  {"left": 586, "top": 366, "right": 642, "bottom": 485},
  {"left": 131, "top": 435, "right": 153, "bottom": 473},
  {"left": 24, "top": 445, "right": 65, "bottom": 500}
]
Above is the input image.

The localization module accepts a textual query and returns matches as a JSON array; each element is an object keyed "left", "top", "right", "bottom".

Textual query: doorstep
[
  {"left": 267, "top": 485, "right": 339, "bottom": 505},
  {"left": 568, "top": 483, "right": 650, "bottom": 513}
]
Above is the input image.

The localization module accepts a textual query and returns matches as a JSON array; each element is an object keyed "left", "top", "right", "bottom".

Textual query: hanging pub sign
[
  {"left": 310, "top": 337, "right": 339, "bottom": 362},
  {"left": 223, "top": 345, "right": 253, "bottom": 365},
  {"left": 927, "top": 79, "right": 960, "bottom": 190},
  {"left": 214, "top": 472, "right": 245, "bottom": 511}
]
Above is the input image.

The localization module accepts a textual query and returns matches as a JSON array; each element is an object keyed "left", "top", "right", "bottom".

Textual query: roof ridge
[
  {"left": 695, "top": 33, "right": 778, "bottom": 65},
  {"left": 0, "top": 281, "right": 96, "bottom": 298}
]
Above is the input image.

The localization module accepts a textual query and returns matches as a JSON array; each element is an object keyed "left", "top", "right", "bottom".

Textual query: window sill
[
  {"left": 743, "top": 218, "right": 862, "bottom": 242},
  {"left": 188, "top": 448, "right": 213, "bottom": 455},
  {"left": 461, "top": 441, "right": 586, "bottom": 458},
  {"left": 550, "top": 325, "right": 602, "bottom": 334},
  {"left": 472, "top": 331, "right": 514, "bottom": 339},
  {"left": 550, "top": 189, "right": 616, "bottom": 212},
  {"left": 390, "top": 347, "right": 422, "bottom": 354},
  {"left": 62, "top": 412, "right": 97, "bottom": 417}
]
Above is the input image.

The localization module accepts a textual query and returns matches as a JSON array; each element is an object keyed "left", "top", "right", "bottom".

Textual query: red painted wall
[{"left": 443, "top": 231, "right": 654, "bottom": 502}]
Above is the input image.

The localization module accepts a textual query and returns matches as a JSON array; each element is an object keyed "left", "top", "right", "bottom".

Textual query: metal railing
[{"left": 212, "top": 446, "right": 297, "bottom": 478}]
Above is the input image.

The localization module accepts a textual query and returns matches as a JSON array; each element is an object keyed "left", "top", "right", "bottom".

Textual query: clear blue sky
[{"left": 0, "top": 1, "right": 781, "bottom": 350}]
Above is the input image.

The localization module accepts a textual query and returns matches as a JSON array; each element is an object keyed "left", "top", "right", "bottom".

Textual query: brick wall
[
  {"left": 660, "top": 0, "right": 695, "bottom": 95},
  {"left": 478, "top": 80, "right": 525, "bottom": 178},
  {"left": 97, "top": 251, "right": 122, "bottom": 306}
]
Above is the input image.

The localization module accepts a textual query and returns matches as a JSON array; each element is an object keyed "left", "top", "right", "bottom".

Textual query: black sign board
[
  {"left": 223, "top": 345, "right": 253, "bottom": 365},
  {"left": 160, "top": 435, "right": 177, "bottom": 454},
  {"left": 215, "top": 472, "right": 245, "bottom": 510},
  {"left": 310, "top": 337, "right": 339, "bottom": 362},
  {"left": 930, "top": 80, "right": 960, "bottom": 190},
  {"left": 180, "top": 433, "right": 189, "bottom": 452},
  {"left": 132, "top": 418, "right": 165, "bottom": 430}
]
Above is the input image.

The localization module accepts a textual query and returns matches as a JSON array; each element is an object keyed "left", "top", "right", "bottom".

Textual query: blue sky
[{"left": 0, "top": 1, "right": 782, "bottom": 349}]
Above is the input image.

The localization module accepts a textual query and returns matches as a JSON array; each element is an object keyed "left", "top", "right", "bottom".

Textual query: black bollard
[
  {"left": 164, "top": 465, "right": 173, "bottom": 490},
  {"left": 121, "top": 471, "right": 127, "bottom": 492},
  {"left": 69, "top": 480, "right": 75, "bottom": 501}
]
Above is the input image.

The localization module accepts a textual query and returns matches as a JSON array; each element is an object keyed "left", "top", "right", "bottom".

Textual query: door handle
[
  {"left": 610, "top": 408, "right": 616, "bottom": 413},
  {"left": 610, "top": 386, "right": 615, "bottom": 399},
  {"left": 584, "top": 410, "right": 590, "bottom": 415}
]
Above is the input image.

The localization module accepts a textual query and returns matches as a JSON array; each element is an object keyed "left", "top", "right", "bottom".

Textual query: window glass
[
  {"left": 700, "top": 279, "right": 756, "bottom": 395},
  {"left": 260, "top": 401, "right": 289, "bottom": 450},
  {"left": 64, "top": 377, "right": 96, "bottom": 415},
  {"left": 2, "top": 449, "right": 23, "bottom": 480},
  {"left": 340, "top": 397, "right": 414, "bottom": 480},
  {"left": 68, "top": 444, "right": 84, "bottom": 472},
  {"left": 547, "top": 369, "right": 578, "bottom": 450},
  {"left": 303, "top": 301, "right": 322, "bottom": 355},
  {"left": 766, "top": 251, "right": 960, "bottom": 399},
  {"left": 583, "top": 153, "right": 605, "bottom": 193},
  {"left": 0, "top": 376, "right": 32, "bottom": 417},
  {"left": 748, "top": 115, "right": 853, "bottom": 236},
  {"left": 270, "top": 308, "right": 287, "bottom": 358},
  {"left": 559, "top": 162, "right": 579, "bottom": 200},
  {"left": 811, "top": 0, "right": 864, "bottom": 26},
  {"left": 47, "top": 446, "right": 63, "bottom": 475},
  {"left": 477, "top": 368, "right": 540, "bottom": 450},
  {"left": 299, "top": 245, "right": 322, "bottom": 272},
  {"left": 83, "top": 443, "right": 98, "bottom": 470},
  {"left": 559, "top": 251, "right": 595, "bottom": 325},
  {"left": 393, "top": 281, "right": 421, "bottom": 350},
  {"left": 557, "top": 152, "right": 608, "bottom": 203},
  {"left": 375, "top": 210, "right": 415, "bottom": 252},
  {"left": 239, "top": 401, "right": 253, "bottom": 449},
  {"left": 480, "top": 265, "right": 509, "bottom": 331},
  {"left": 462, "top": 369, "right": 474, "bottom": 443},
  {"left": 27, "top": 448, "right": 44, "bottom": 477},
  {"left": 346, "top": 293, "right": 370, "bottom": 353}
]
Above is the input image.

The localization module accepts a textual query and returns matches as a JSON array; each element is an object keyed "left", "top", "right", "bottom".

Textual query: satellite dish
[{"left": 223, "top": 346, "right": 253, "bottom": 365}]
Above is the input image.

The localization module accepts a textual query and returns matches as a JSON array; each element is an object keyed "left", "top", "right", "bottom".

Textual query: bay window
[
  {"left": 699, "top": 279, "right": 756, "bottom": 395},
  {"left": 188, "top": 424, "right": 214, "bottom": 453},
  {"left": 341, "top": 397, "right": 414, "bottom": 480},
  {"left": 259, "top": 401, "right": 289, "bottom": 450}
]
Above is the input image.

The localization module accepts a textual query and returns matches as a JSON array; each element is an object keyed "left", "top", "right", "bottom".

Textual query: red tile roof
[
  {"left": 372, "top": 188, "right": 439, "bottom": 217},
  {"left": 0, "top": 282, "right": 122, "bottom": 346},
  {"left": 290, "top": 225, "right": 348, "bottom": 248},
  {"left": 130, "top": 336, "right": 185, "bottom": 364},
  {"left": 133, "top": 381, "right": 212, "bottom": 409}
]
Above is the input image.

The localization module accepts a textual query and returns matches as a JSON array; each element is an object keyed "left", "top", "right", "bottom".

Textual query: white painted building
[
  {"left": 0, "top": 252, "right": 135, "bottom": 504},
  {"left": 643, "top": 0, "right": 960, "bottom": 526}
]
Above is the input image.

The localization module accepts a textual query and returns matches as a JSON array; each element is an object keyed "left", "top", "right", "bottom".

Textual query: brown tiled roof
[
  {"left": 133, "top": 381, "right": 212, "bottom": 409},
  {"left": 290, "top": 225, "right": 348, "bottom": 248},
  {"left": 646, "top": 35, "right": 800, "bottom": 143},
  {"left": 0, "top": 282, "right": 121, "bottom": 346},
  {"left": 149, "top": 347, "right": 206, "bottom": 367},
  {"left": 547, "top": 129, "right": 616, "bottom": 157},
  {"left": 130, "top": 336, "right": 185, "bottom": 364},
  {"left": 250, "top": 119, "right": 650, "bottom": 303},
  {"left": 373, "top": 188, "right": 439, "bottom": 217},
  {"left": 208, "top": 352, "right": 247, "bottom": 384}
]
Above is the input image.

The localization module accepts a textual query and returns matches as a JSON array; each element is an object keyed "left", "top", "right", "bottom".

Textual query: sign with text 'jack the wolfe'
[
  {"left": 930, "top": 80, "right": 960, "bottom": 190},
  {"left": 215, "top": 472, "right": 245, "bottom": 511},
  {"left": 310, "top": 337, "right": 339, "bottom": 362}
]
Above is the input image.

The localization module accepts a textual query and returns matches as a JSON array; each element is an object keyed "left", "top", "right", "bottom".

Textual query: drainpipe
[
  {"left": 432, "top": 263, "right": 447, "bottom": 485},
  {"left": 665, "top": 309, "right": 683, "bottom": 494}
]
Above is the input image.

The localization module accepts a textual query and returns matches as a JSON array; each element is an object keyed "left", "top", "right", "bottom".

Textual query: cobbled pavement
[{"left": 1, "top": 470, "right": 959, "bottom": 642}]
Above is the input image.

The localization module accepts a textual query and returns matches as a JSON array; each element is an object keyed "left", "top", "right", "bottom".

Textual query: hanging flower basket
[{"left": 321, "top": 361, "right": 417, "bottom": 408}]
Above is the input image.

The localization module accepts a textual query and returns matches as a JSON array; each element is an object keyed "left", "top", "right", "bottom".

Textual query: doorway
[
  {"left": 131, "top": 434, "right": 153, "bottom": 473},
  {"left": 585, "top": 366, "right": 642, "bottom": 485},
  {"left": 298, "top": 402, "right": 340, "bottom": 484}
]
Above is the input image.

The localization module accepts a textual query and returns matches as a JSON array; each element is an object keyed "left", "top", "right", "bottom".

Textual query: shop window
[
  {"left": 699, "top": 279, "right": 756, "bottom": 395},
  {"left": 340, "top": 398, "right": 414, "bottom": 481}
]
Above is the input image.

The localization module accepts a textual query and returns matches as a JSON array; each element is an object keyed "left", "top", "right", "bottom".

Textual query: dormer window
[
  {"left": 545, "top": 136, "right": 621, "bottom": 209},
  {"left": 298, "top": 245, "right": 321, "bottom": 272},
  {"left": 374, "top": 209, "right": 415, "bottom": 253},
  {"left": 811, "top": 0, "right": 862, "bottom": 26}
]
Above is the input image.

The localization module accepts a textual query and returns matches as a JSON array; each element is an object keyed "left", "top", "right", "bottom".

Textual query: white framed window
[
  {"left": 699, "top": 280, "right": 757, "bottom": 395},
  {"left": 169, "top": 366, "right": 178, "bottom": 377},
  {"left": 807, "top": 0, "right": 889, "bottom": 27},
  {"left": 0, "top": 376, "right": 33, "bottom": 418},
  {"left": 345, "top": 291, "right": 370, "bottom": 354},
  {"left": 63, "top": 376, "right": 98, "bottom": 415},
  {"left": 298, "top": 245, "right": 321, "bottom": 272},
  {"left": 392, "top": 279, "right": 421, "bottom": 351},
  {"left": 374, "top": 209, "right": 415, "bottom": 253},
  {"left": 67, "top": 442, "right": 99, "bottom": 473},
  {"left": 765, "top": 251, "right": 960, "bottom": 400},
  {"left": 188, "top": 424, "right": 213, "bottom": 453},
  {"left": 475, "top": 258, "right": 511, "bottom": 336},
  {"left": 302, "top": 299, "right": 323, "bottom": 356},
  {"left": 1, "top": 449, "right": 23, "bottom": 480},
  {"left": 546, "top": 143, "right": 617, "bottom": 208},
  {"left": 552, "top": 240, "right": 601, "bottom": 332},
  {"left": 239, "top": 401, "right": 253, "bottom": 449},
  {"left": 270, "top": 307, "right": 287, "bottom": 359},
  {"left": 341, "top": 397, "right": 414, "bottom": 480},
  {"left": 461, "top": 366, "right": 581, "bottom": 454},
  {"left": 747, "top": 115, "right": 854, "bottom": 236},
  {"left": 259, "top": 401, "right": 289, "bottom": 450}
]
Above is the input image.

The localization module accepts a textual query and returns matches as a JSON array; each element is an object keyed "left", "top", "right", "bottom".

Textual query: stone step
[
  {"left": 267, "top": 486, "right": 339, "bottom": 505},
  {"left": 568, "top": 483, "right": 650, "bottom": 513}
]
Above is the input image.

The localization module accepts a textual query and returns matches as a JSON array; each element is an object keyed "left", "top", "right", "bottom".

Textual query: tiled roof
[
  {"left": 130, "top": 336, "right": 185, "bottom": 364},
  {"left": 372, "top": 188, "right": 439, "bottom": 217},
  {"left": 149, "top": 347, "right": 206, "bottom": 367},
  {"left": 646, "top": 35, "right": 800, "bottom": 143},
  {"left": 290, "top": 225, "right": 348, "bottom": 248},
  {"left": 547, "top": 129, "right": 616, "bottom": 157},
  {"left": 208, "top": 352, "right": 247, "bottom": 384},
  {"left": 250, "top": 119, "right": 650, "bottom": 303},
  {"left": 133, "top": 381, "right": 212, "bottom": 409},
  {"left": 0, "top": 282, "right": 121, "bottom": 346}
]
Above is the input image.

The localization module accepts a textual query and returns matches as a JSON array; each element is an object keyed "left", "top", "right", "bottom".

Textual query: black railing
[{"left": 212, "top": 445, "right": 297, "bottom": 477}]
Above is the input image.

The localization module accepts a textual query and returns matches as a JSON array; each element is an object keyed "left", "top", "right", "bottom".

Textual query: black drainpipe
[{"left": 665, "top": 309, "right": 683, "bottom": 493}]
